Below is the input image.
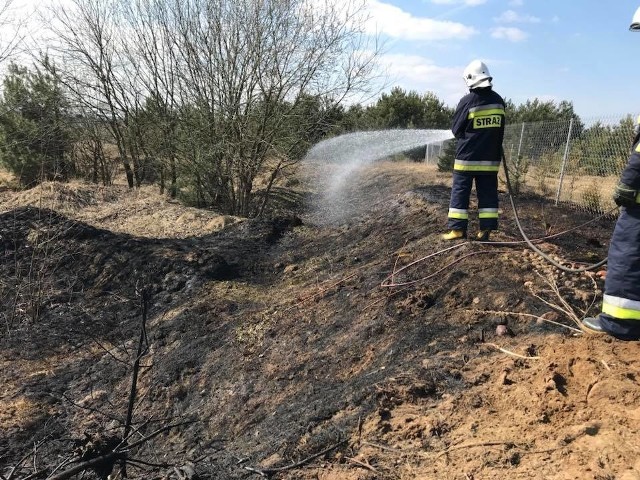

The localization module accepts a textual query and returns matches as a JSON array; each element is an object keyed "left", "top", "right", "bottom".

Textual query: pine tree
[
  {"left": 0, "top": 61, "right": 71, "bottom": 186},
  {"left": 437, "top": 139, "right": 456, "bottom": 172}
]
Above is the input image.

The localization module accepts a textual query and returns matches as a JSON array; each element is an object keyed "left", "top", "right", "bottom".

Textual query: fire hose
[{"left": 500, "top": 147, "right": 612, "bottom": 274}]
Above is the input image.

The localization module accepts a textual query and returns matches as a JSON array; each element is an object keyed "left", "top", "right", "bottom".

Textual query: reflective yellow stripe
[
  {"left": 479, "top": 212, "right": 499, "bottom": 219},
  {"left": 467, "top": 108, "right": 505, "bottom": 119},
  {"left": 448, "top": 212, "right": 469, "bottom": 219},
  {"left": 602, "top": 303, "right": 640, "bottom": 320},
  {"left": 636, "top": 191, "right": 640, "bottom": 204},
  {"left": 603, "top": 294, "right": 640, "bottom": 320},
  {"left": 454, "top": 164, "right": 500, "bottom": 172}
]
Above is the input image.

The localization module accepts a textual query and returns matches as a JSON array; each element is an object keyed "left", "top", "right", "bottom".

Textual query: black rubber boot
[{"left": 581, "top": 316, "right": 606, "bottom": 334}]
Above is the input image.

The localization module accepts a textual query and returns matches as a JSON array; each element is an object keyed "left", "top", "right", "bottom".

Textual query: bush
[
  {"left": 437, "top": 139, "right": 456, "bottom": 172},
  {"left": 506, "top": 154, "right": 529, "bottom": 196},
  {"left": 582, "top": 180, "right": 602, "bottom": 213}
]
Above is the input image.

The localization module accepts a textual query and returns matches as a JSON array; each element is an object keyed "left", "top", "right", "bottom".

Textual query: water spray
[
  {"left": 306, "top": 128, "right": 611, "bottom": 278},
  {"left": 304, "top": 129, "right": 453, "bottom": 224}
]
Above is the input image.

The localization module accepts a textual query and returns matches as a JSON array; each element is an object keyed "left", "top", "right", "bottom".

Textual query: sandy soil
[
  {"left": 0, "top": 181, "right": 241, "bottom": 238},
  {"left": 1, "top": 162, "right": 638, "bottom": 480}
]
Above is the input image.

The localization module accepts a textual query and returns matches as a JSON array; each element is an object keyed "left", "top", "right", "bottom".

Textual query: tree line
[{"left": 0, "top": 0, "right": 635, "bottom": 216}]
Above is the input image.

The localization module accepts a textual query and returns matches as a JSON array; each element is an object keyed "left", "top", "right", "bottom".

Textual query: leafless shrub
[{"left": 1, "top": 208, "right": 80, "bottom": 331}]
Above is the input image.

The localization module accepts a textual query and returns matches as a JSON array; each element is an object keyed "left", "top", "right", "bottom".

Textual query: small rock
[
  {"left": 498, "top": 370, "right": 514, "bottom": 385},
  {"left": 496, "top": 324, "right": 510, "bottom": 336}
]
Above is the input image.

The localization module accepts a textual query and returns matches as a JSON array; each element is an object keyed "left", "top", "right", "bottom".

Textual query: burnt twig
[
  {"left": 244, "top": 439, "right": 347, "bottom": 477},
  {"left": 47, "top": 451, "right": 127, "bottom": 480},
  {"left": 120, "top": 288, "right": 150, "bottom": 478}
]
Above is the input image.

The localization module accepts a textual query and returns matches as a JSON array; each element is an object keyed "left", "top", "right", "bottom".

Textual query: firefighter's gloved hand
[{"left": 613, "top": 183, "right": 638, "bottom": 208}]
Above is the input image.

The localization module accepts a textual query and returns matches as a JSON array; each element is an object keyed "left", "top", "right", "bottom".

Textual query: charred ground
[{"left": 1, "top": 162, "right": 639, "bottom": 480}]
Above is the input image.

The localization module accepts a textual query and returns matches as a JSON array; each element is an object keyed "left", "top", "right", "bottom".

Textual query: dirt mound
[
  {"left": 1, "top": 181, "right": 241, "bottom": 238},
  {"left": 0, "top": 180, "right": 123, "bottom": 211},
  {"left": 2, "top": 162, "right": 638, "bottom": 480}
]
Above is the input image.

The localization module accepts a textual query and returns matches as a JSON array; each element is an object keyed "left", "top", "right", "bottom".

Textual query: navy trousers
[
  {"left": 600, "top": 207, "right": 640, "bottom": 340},
  {"left": 447, "top": 173, "right": 499, "bottom": 231}
]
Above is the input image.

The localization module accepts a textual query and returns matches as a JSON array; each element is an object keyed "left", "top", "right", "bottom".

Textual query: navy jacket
[
  {"left": 621, "top": 125, "right": 640, "bottom": 189},
  {"left": 451, "top": 87, "right": 506, "bottom": 174}
]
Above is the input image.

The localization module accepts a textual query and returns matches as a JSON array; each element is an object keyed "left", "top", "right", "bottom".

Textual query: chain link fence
[
  {"left": 502, "top": 115, "right": 638, "bottom": 215},
  {"left": 425, "top": 115, "right": 638, "bottom": 215}
]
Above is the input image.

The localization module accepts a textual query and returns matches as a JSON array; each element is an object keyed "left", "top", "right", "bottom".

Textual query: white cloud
[
  {"left": 431, "top": 0, "right": 487, "bottom": 5},
  {"left": 365, "top": 0, "right": 477, "bottom": 41},
  {"left": 378, "top": 53, "right": 467, "bottom": 106},
  {"left": 491, "top": 26, "right": 528, "bottom": 42},
  {"left": 509, "top": 0, "right": 524, "bottom": 6},
  {"left": 494, "top": 9, "right": 540, "bottom": 24}
]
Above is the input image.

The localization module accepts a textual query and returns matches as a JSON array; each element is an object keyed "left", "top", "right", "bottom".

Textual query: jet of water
[
  {"left": 304, "top": 129, "right": 454, "bottom": 224},
  {"left": 306, "top": 129, "right": 454, "bottom": 165}
]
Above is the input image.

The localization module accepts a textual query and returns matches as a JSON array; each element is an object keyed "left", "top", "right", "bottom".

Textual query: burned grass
[{"left": 1, "top": 162, "right": 638, "bottom": 480}]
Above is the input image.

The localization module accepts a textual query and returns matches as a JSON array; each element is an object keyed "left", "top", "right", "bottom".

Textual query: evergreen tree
[
  {"left": 0, "top": 61, "right": 71, "bottom": 186},
  {"left": 437, "top": 139, "right": 456, "bottom": 172},
  {"left": 362, "top": 87, "right": 454, "bottom": 130},
  {"left": 504, "top": 98, "right": 584, "bottom": 161}
]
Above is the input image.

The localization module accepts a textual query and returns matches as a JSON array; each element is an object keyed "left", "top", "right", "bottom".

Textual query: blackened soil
[{"left": 2, "top": 163, "right": 632, "bottom": 480}]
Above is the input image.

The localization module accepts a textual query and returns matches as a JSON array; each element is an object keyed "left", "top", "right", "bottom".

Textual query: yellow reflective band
[
  {"left": 478, "top": 212, "right": 499, "bottom": 219},
  {"left": 635, "top": 142, "right": 640, "bottom": 153},
  {"left": 454, "top": 164, "right": 500, "bottom": 172},
  {"left": 602, "top": 302, "right": 640, "bottom": 320},
  {"left": 467, "top": 108, "right": 505, "bottom": 119},
  {"left": 636, "top": 191, "right": 640, "bottom": 204},
  {"left": 602, "top": 294, "right": 640, "bottom": 320},
  {"left": 448, "top": 213, "right": 469, "bottom": 220}
]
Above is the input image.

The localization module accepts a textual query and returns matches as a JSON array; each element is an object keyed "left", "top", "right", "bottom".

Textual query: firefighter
[
  {"left": 442, "top": 60, "right": 506, "bottom": 242},
  {"left": 581, "top": 8, "right": 640, "bottom": 340}
]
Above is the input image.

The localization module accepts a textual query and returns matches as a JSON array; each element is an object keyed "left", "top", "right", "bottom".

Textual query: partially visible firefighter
[
  {"left": 581, "top": 8, "right": 640, "bottom": 340},
  {"left": 442, "top": 60, "right": 506, "bottom": 242}
]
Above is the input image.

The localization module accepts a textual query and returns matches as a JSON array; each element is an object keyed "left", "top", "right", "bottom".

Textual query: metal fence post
[
  {"left": 555, "top": 117, "right": 574, "bottom": 206},
  {"left": 516, "top": 122, "right": 525, "bottom": 159}
]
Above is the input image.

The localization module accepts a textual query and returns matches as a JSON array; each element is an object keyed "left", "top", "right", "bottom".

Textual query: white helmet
[
  {"left": 463, "top": 60, "right": 492, "bottom": 89},
  {"left": 631, "top": 6, "right": 640, "bottom": 31}
]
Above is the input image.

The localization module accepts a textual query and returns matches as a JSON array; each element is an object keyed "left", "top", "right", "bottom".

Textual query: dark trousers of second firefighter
[
  {"left": 599, "top": 206, "right": 640, "bottom": 340},
  {"left": 447, "top": 173, "right": 498, "bottom": 231}
]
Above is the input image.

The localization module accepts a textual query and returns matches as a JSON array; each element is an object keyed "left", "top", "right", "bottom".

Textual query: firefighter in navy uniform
[
  {"left": 581, "top": 8, "right": 640, "bottom": 340},
  {"left": 442, "top": 60, "right": 506, "bottom": 242}
]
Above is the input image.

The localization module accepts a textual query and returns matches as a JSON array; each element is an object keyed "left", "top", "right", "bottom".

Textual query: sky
[
  {"left": 3, "top": 0, "right": 640, "bottom": 122},
  {"left": 362, "top": 0, "right": 640, "bottom": 121}
]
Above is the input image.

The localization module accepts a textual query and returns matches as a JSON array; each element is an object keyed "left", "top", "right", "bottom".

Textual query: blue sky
[
  {"left": 4, "top": 0, "right": 639, "bottom": 121},
  {"left": 363, "top": 0, "right": 640, "bottom": 120}
]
